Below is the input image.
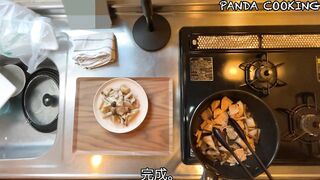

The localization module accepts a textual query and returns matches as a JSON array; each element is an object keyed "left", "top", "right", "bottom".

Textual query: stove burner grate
[
  {"left": 240, "top": 54, "right": 286, "bottom": 95},
  {"left": 277, "top": 92, "right": 320, "bottom": 144}
]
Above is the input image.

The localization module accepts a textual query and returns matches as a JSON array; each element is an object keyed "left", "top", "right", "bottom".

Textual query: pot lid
[{"left": 24, "top": 69, "right": 59, "bottom": 133}]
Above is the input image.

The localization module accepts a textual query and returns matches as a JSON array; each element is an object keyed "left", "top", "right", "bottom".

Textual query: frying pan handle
[{"left": 201, "top": 169, "right": 218, "bottom": 180}]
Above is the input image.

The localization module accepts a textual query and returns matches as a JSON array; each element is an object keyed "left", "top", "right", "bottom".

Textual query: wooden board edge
[
  {"left": 72, "top": 77, "right": 83, "bottom": 152},
  {"left": 168, "top": 78, "right": 174, "bottom": 155},
  {"left": 75, "top": 77, "right": 172, "bottom": 81},
  {"left": 74, "top": 150, "right": 171, "bottom": 156}
]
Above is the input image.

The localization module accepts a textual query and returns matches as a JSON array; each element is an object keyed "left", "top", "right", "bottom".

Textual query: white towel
[{"left": 72, "top": 33, "right": 116, "bottom": 69}]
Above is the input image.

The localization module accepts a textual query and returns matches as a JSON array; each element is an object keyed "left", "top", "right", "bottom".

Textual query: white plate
[{"left": 93, "top": 78, "right": 148, "bottom": 133}]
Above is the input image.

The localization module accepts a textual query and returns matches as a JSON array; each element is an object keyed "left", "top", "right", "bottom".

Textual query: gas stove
[{"left": 179, "top": 26, "right": 320, "bottom": 165}]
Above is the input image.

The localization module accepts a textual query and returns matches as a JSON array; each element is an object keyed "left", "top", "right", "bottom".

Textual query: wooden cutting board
[{"left": 73, "top": 77, "right": 173, "bottom": 155}]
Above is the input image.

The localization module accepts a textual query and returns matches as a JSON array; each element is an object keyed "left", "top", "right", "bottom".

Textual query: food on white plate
[
  {"left": 99, "top": 85, "right": 140, "bottom": 126},
  {"left": 195, "top": 96, "right": 261, "bottom": 166}
]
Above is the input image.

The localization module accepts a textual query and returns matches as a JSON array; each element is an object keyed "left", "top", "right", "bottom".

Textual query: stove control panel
[{"left": 190, "top": 57, "right": 214, "bottom": 82}]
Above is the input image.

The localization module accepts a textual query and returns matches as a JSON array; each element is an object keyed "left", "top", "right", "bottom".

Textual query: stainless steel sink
[{"left": 0, "top": 34, "right": 69, "bottom": 160}]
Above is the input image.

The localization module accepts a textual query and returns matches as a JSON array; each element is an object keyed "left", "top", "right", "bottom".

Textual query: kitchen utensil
[
  {"left": 212, "top": 128, "right": 254, "bottom": 180},
  {"left": 189, "top": 90, "right": 279, "bottom": 179},
  {"left": 93, "top": 78, "right": 148, "bottom": 133},
  {"left": 132, "top": 0, "right": 171, "bottom": 51},
  {"left": 0, "top": 73, "right": 15, "bottom": 110},
  {"left": 229, "top": 118, "right": 274, "bottom": 180},
  {"left": 1, "top": 64, "right": 26, "bottom": 97},
  {"left": 74, "top": 77, "right": 173, "bottom": 155},
  {"left": 23, "top": 68, "right": 59, "bottom": 133}
]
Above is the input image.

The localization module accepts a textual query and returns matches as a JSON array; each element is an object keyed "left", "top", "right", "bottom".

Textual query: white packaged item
[
  {"left": 1, "top": 64, "right": 26, "bottom": 97},
  {"left": 0, "top": 73, "right": 16, "bottom": 109},
  {"left": 0, "top": 0, "right": 58, "bottom": 73}
]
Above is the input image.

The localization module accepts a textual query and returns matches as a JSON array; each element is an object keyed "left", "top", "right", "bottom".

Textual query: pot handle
[{"left": 201, "top": 169, "right": 219, "bottom": 180}]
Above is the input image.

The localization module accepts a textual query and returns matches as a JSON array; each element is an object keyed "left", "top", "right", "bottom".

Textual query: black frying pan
[{"left": 189, "top": 90, "right": 279, "bottom": 180}]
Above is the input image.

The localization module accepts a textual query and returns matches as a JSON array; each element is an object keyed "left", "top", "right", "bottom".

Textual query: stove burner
[
  {"left": 240, "top": 54, "right": 286, "bottom": 95},
  {"left": 277, "top": 92, "right": 320, "bottom": 143},
  {"left": 301, "top": 114, "right": 320, "bottom": 136}
]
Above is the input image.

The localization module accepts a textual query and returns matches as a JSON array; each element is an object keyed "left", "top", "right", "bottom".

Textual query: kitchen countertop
[{"left": 1, "top": 5, "right": 320, "bottom": 179}]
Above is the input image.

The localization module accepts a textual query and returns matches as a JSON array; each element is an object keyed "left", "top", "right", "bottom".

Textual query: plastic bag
[{"left": 0, "top": 0, "right": 58, "bottom": 73}]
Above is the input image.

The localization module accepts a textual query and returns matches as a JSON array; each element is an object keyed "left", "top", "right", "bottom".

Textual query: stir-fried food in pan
[
  {"left": 195, "top": 96, "right": 261, "bottom": 166},
  {"left": 99, "top": 85, "right": 140, "bottom": 126}
]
